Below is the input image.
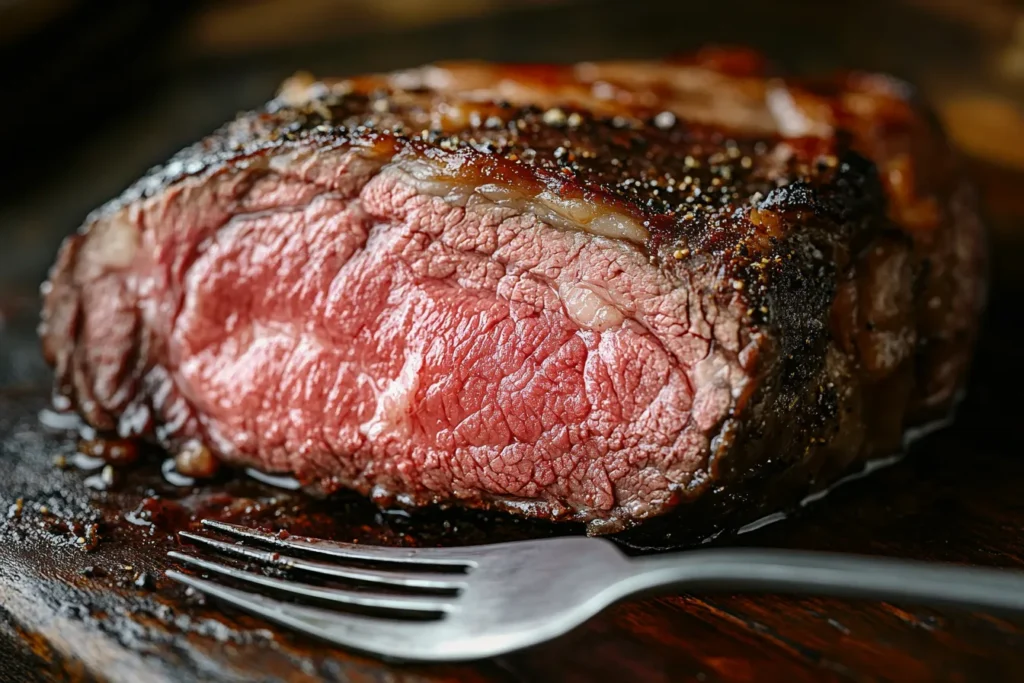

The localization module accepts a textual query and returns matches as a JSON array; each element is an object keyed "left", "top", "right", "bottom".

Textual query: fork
[{"left": 167, "top": 520, "right": 1024, "bottom": 662}]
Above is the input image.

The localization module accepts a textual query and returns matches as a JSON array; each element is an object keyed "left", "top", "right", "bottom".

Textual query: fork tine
[
  {"left": 201, "top": 519, "right": 478, "bottom": 566},
  {"left": 166, "top": 569, "right": 442, "bottom": 660},
  {"left": 168, "top": 552, "right": 454, "bottom": 613},
  {"left": 179, "top": 532, "right": 467, "bottom": 590}
]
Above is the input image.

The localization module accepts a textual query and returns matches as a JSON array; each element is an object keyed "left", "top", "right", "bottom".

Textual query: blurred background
[{"left": 0, "top": 0, "right": 1022, "bottom": 382}]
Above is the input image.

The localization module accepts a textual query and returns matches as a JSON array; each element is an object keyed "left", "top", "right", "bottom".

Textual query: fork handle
[{"left": 612, "top": 549, "right": 1024, "bottom": 614}]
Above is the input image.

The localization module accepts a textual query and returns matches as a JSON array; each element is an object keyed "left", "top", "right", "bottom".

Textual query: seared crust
[{"left": 40, "top": 49, "right": 985, "bottom": 534}]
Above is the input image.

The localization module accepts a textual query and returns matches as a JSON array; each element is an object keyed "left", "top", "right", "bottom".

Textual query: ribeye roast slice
[{"left": 41, "top": 49, "right": 985, "bottom": 535}]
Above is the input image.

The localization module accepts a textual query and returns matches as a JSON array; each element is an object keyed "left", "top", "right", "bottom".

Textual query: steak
[{"left": 40, "top": 49, "right": 985, "bottom": 535}]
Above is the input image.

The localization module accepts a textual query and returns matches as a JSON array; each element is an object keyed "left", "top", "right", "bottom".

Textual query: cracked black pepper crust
[{"left": 101, "top": 67, "right": 879, "bottom": 299}]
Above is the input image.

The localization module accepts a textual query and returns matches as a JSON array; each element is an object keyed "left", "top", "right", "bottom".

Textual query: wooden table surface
[{"left": 2, "top": 1, "right": 1024, "bottom": 680}]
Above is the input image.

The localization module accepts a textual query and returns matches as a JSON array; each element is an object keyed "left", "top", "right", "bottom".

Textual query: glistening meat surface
[{"left": 41, "top": 49, "right": 985, "bottom": 534}]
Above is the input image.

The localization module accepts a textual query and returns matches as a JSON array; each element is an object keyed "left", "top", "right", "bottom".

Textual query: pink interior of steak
[{"left": 75, "top": 145, "right": 758, "bottom": 528}]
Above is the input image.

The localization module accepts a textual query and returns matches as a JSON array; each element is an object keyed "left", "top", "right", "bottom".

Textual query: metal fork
[{"left": 167, "top": 520, "right": 1024, "bottom": 662}]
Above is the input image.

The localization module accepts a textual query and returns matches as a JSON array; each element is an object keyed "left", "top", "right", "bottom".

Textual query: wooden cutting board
[{"left": 2, "top": 295, "right": 1024, "bottom": 682}]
